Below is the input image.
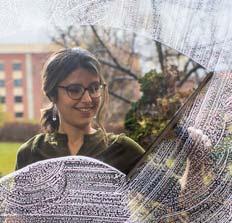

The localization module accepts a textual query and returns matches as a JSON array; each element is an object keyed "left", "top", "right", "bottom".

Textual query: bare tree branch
[
  {"left": 90, "top": 26, "right": 138, "bottom": 80},
  {"left": 66, "top": 26, "right": 80, "bottom": 46},
  {"left": 110, "top": 76, "right": 135, "bottom": 82},
  {"left": 177, "top": 64, "right": 204, "bottom": 87},
  {"left": 98, "top": 59, "right": 138, "bottom": 79},
  {"left": 51, "top": 37, "right": 66, "bottom": 48},
  {"left": 108, "top": 91, "right": 132, "bottom": 104},
  {"left": 183, "top": 59, "right": 191, "bottom": 73},
  {"left": 155, "top": 42, "right": 165, "bottom": 73},
  {"left": 107, "top": 77, "right": 135, "bottom": 103},
  {"left": 50, "top": 26, "right": 67, "bottom": 47},
  {"left": 90, "top": 26, "right": 121, "bottom": 67},
  {"left": 127, "top": 32, "right": 137, "bottom": 68}
]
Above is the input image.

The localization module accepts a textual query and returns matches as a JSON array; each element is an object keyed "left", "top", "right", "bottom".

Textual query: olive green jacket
[{"left": 15, "top": 129, "right": 145, "bottom": 174}]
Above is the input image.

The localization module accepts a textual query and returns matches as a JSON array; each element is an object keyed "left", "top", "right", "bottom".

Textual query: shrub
[
  {"left": 125, "top": 67, "right": 189, "bottom": 149},
  {"left": 0, "top": 122, "right": 41, "bottom": 142}
]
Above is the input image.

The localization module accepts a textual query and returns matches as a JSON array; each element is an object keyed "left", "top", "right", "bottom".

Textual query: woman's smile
[
  {"left": 76, "top": 107, "right": 93, "bottom": 112},
  {"left": 74, "top": 106, "right": 94, "bottom": 114}
]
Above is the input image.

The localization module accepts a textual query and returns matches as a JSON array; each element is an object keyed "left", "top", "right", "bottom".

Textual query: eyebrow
[{"left": 66, "top": 81, "right": 101, "bottom": 87}]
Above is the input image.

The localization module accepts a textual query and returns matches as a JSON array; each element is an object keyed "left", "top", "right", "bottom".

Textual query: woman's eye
[
  {"left": 68, "top": 86, "right": 83, "bottom": 94},
  {"left": 89, "top": 84, "right": 100, "bottom": 93}
]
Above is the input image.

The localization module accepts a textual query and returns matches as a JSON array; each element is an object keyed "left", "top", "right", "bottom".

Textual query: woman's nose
[{"left": 80, "top": 90, "right": 92, "bottom": 102}]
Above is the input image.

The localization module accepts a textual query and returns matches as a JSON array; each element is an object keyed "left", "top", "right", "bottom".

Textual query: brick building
[{"left": 0, "top": 44, "right": 61, "bottom": 122}]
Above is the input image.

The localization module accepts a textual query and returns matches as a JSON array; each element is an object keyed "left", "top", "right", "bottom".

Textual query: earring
[{"left": 52, "top": 104, "right": 57, "bottom": 121}]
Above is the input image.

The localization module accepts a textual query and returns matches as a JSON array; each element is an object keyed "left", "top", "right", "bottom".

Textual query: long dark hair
[{"left": 40, "top": 48, "right": 108, "bottom": 140}]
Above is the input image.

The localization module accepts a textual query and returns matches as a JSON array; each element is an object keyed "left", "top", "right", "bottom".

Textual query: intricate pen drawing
[
  {"left": 0, "top": 0, "right": 232, "bottom": 222},
  {"left": 0, "top": 156, "right": 128, "bottom": 222}
]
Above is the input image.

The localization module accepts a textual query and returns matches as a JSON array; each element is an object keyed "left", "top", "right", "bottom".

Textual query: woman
[{"left": 15, "top": 47, "right": 145, "bottom": 174}]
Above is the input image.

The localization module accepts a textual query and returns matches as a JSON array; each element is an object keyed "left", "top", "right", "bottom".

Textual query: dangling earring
[{"left": 52, "top": 104, "right": 57, "bottom": 121}]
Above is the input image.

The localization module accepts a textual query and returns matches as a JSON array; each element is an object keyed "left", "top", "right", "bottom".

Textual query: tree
[
  {"left": 51, "top": 25, "right": 207, "bottom": 134},
  {"left": 125, "top": 66, "right": 194, "bottom": 149}
]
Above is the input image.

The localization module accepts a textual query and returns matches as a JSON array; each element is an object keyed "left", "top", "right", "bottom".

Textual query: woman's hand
[
  {"left": 179, "top": 127, "right": 215, "bottom": 211},
  {"left": 180, "top": 127, "right": 214, "bottom": 192},
  {"left": 187, "top": 127, "right": 212, "bottom": 148}
]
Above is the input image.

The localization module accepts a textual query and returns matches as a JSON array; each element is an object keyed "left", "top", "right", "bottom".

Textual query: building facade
[{"left": 0, "top": 44, "right": 61, "bottom": 122}]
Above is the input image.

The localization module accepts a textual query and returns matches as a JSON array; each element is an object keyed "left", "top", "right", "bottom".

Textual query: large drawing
[{"left": 0, "top": 0, "right": 232, "bottom": 222}]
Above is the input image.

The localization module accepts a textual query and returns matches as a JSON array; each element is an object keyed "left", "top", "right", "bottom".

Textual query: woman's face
[{"left": 56, "top": 68, "right": 101, "bottom": 130}]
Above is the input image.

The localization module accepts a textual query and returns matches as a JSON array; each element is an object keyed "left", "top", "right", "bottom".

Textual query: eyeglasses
[{"left": 57, "top": 82, "right": 105, "bottom": 100}]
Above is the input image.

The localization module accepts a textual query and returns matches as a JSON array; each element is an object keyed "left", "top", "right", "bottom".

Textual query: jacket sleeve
[
  {"left": 14, "top": 135, "right": 40, "bottom": 171},
  {"left": 15, "top": 146, "right": 28, "bottom": 170},
  {"left": 119, "top": 135, "right": 145, "bottom": 156},
  {"left": 101, "top": 134, "right": 145, "bottom": 174}
]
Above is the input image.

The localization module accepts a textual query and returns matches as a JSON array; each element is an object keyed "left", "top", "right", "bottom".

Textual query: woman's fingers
[{"left": 187, "top": 127, "right": 212, "bottom": 149}]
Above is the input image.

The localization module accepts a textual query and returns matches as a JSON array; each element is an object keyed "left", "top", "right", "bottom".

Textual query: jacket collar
[{"left": 34, "top": 129, "right": 107, "bottom": 157}]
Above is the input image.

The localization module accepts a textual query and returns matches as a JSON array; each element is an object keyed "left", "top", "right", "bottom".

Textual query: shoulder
[
  {"left": 15, "top": 133, "right": 45, "bottom": 170},
  {"left": 17, "top": 133, "right": 45, "bottom": 154}
]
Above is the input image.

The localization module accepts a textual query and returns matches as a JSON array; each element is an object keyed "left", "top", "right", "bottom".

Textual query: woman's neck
[{"left": 58, "top": 123, "right": 97, "bottom": 155}]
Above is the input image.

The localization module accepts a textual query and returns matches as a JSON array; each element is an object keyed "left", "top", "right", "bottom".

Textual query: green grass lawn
[{"left": 0, "top": 142, "right": 20, "bottom": 176}]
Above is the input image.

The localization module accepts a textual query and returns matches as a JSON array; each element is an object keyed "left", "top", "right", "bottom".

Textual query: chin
[{"left": 73, "top": 121, "right": 92, "bottom": 129}]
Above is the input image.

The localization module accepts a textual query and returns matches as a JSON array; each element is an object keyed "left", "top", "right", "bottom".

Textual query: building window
[
  {"left": 12, "top": 62, "right": 21, "bottom": 71},
  {"left": 14, "top": 96, "right": 23, "bottom": 103},
  {"left": 0, "top": 96, "right": 5, "bottom": 103},
  {"left": 0, "top": 80, "right": 5, "bottom": 87},
  {"left": 14, "top": 79, "right": 22, "bottom": 87},
  {"left": 15, "top": 112, "right": 23, "bottom": 118},
  {"left": 0, "top": 63, "right": 4, "bottom": 71}
]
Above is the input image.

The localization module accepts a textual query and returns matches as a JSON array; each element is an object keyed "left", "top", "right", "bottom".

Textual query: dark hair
[{"left": 40, "top": 48, "right": 108, "bottom": 140}]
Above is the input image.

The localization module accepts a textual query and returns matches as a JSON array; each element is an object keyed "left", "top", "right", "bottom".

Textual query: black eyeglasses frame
[{"left": 57, "top": 83, "right": 106, "bottom": 100}]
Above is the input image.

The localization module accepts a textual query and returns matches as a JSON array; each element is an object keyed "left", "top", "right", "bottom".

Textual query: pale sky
[
  {"left": 0, "top": 0, "right": 153, "bottom": 44},
  {"left": 0, "top": 1, "right": 55, "bottom": 43},
  {"left": 0, "top": 0, "right": 231, "bottom": 72}
]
